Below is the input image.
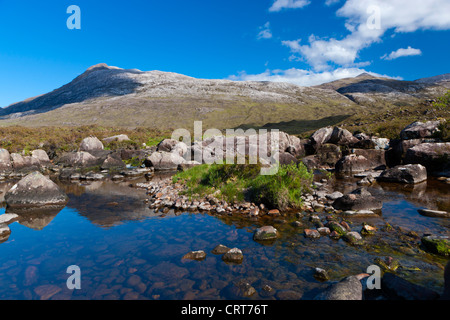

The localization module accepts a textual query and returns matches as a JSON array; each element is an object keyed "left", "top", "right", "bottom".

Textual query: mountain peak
[
  {"left": 85, "top": 63, "right": 120, "bottom": 72},
  {"left": 356, "top": 72, "right": 376, "bottom": 79}
]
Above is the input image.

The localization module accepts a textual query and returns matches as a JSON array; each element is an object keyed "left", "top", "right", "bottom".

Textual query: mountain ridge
[{"left": 0, "top": 64, "right": 449, "bottom": 132}]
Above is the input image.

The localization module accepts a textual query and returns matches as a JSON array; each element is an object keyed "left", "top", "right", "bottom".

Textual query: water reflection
[
  {"left": 7, "top": 207, "right": 64, "bottom": 231},
  {"left": 0, "top": 175, "right": 448, "bottom": 300}
]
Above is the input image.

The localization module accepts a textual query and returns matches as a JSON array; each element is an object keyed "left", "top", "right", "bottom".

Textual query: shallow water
[{"left": 0, "top": 175, "right": 448, "bottom": 300}]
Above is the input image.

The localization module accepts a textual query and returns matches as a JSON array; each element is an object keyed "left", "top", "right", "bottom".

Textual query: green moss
[{"left": 421, "top": 236, "right": 450, "bottom": 256}]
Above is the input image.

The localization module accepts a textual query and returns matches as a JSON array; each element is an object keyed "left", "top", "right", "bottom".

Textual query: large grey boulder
[
  {"left": 314, "top": 275, "right": 364, "bottom": 300},
  {"left": 10, "top": 153, "right": 41, "bottom": 171},
  {"left": 147, "top": 151, "right": 186, "bottom": 171},
  {"left": 157, "top": 139, "right": 188, "bottom": 157},
  {"left": 378, "top": 164, "right": 427, "bottom": 184},
  {"left": 80, "top": 137, "right": 104, "bottom": 152},
  {"left": 404, "top": 143, "right": 450, "bottom": 177},
  {"left": 381, "top": 272, "right": 440, "bottom": 300},
  {"left": 0, "top": 149, "right": 12, "bottom": 173},
  {"left": 329, "top": 127, "right": 359, "bottom": 146},
  {"left": 100, "top": 154, "right": 126, "bottom": 170},
  {"left": 310, "top": 127, "right": 333, "bottom": 148},
  {"left": 102, "top": 134, "right": 130, "bottom": 145},
  {"left": 400, "top": 120, "right": 443, "bottom": 140},
  {"left": 57, "top": 151, "right": 101, "bottom": 167},
  {"left": 335, "top": 154, "right": 371, "bottom": 173},
  {"left": 5, "top": 172, "right": 68, "bottom": 208},
  {"left": 31, "top": 149, "right": 51, "bottom": 166},
  {"left": 352, "top": 149, "right": 387, "bottom": 170},
  {"left": 332, "top": 188, "right": 383, "bottom": 211}
]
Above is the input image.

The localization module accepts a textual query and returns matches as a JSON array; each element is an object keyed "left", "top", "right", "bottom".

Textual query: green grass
[{"left": 172, "top": 163, "right": 314, "bottom": 210}]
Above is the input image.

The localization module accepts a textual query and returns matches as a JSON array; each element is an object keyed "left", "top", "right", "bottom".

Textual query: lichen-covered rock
[
  {"left": 378, "top": 164, "right": 427, "bottom": 184},
  {"left": 5, "top": 171, "right": 68, "bottom": 208},
  {"left": 400, "top": 120, "right": 443, "bottom": 140},
  {"left": 157, "top": 139, "right": 188, "bottom": 157},
  {"left": 31, "top": 149, "right": 51, "bottom": 166},
  {"left": 57, "top": 151, "right": 101, "bottom": 167},
  {"left": 404, "top": 143, "right": 450, "bottom": 177},
  {"left": 80, "top": 136, "right": 104, "bottom": 152},
  {"left": 101, "top": 154, "right": 126, "bottom": 170},
  {"left": 335, "top": 154, "right": 371, "bottom": 173},
  {"left": 102, "top": 134, "right": 130, "bottom": 144},
  {"left": 0, "top": 149, "right": 12, "bottom": 173},
  {"left": 146, "top": 151, "right": 186, "bottom": 171}
]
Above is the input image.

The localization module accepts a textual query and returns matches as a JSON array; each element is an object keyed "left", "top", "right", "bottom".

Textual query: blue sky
[{"left": 0, "top": 0, "right": 449, "bottom": 107}]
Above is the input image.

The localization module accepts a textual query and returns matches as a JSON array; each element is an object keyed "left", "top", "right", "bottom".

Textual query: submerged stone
[
  {"left": 421, "top": 235, "right": 450, "bottom": 256},
  {"left": 253, "top": 226, "right": 278, "bottom": 241}
]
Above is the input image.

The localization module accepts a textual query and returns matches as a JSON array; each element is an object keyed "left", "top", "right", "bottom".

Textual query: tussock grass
[{"left": 172, "top": 163, "right": 314, "bottom": 210}]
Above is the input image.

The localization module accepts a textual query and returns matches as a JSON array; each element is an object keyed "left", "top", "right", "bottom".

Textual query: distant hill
[{"left": 0, "top": 64, "right": 449, "bottom": 134}]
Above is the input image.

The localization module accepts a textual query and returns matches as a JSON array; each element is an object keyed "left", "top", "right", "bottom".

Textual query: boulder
[
  {"left": 80, "top": 137, "right": 104, "bottom": 152},
  {"left": 102, "top": 134, "right": 130, "bottom": 145},
  {"left": 278, "top": 152, "right": 299, "bottom": 165},
  {"left": 10, "top": 153, "right": 40, "bottom": 171},
  {"left": 378, "top": 164, "right": 427, "bottom": 184},
  {"left": 31, "top": 149, "right": 51, "bottom": 166},
  {"left": 332, "top": 188, "right": 383, "bottom": 211},
  {"left": 329, "top": 127, "right": 359, "bottom": 146},
  {"left": 314, "top": 275, "right": 364, "bottom": 300},
  {"left": 310, "top": 127, "right": 333, "bottom": 148},
  {"left": 381, "top": 272, "right": 440, "bottom": 300},
  {"left": 335, "top": 154, "right": 371, "bottom": 173},
  {"left": 146, "top": 151, "right": 186, "bottom": 171},
  {"left": 57, "top": 151, "right": 101, "bottom": 167},
  {"left": 400, "top": 120, "right": 443, "bottom": 140},
  {"left": 418, "top": 209, "right": 450, "bottom": 219},
  {"left": 4, "top": 171, "right": 68, "bottom": 208},
  {"left": 421, "top": 235, "right": 450, "bottom": 256},
  {"left": 0, "top": 149, "right": 12, "bottom": 173},
  {"left": 157, "top": 139, "right": 188, "bottom": 157},
  {"left": 315, "top": 144, "right": 342, "bottom": 167},
  {"left": 404, "top": 143, "right": 450, "bottom": 177},
  {"left": 352, "top": 149, "right": 386, "bottom": 170},
  {"left": 101, "top": 154, "right": 126, "bottom": 170}
]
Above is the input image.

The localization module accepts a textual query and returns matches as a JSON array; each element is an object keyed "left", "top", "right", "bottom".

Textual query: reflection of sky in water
[{"left": 0, "top": 179, "right": 448, "bottom": 300}]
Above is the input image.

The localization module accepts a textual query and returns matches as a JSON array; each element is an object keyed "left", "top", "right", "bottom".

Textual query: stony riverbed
[{"left": 0, "top": 171, "right": 448, "bottom": 300}]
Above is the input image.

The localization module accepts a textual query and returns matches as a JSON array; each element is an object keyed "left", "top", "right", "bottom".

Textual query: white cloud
[
  {"left": 325, "top": 0, "right": 341, "bottom": 6},
  {"left": 257, "top": 22, "right": 273, "bottom": 40},
  {"left": 286, "top": 0, "right": 450, "bottom": 70},
  {"left": 269, "top": 0, "right": 311, "bottom": 12},
  {"left": 228, "top": 67, "right": 399, "bottom": 87},
  {"left": 381, "top": 46, "right": 422, "bottom": 60}
]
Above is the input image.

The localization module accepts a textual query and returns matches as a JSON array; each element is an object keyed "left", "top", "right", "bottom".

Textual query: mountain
[{"left": 0, "top": 64, "right": 449, "bottom": 133}]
